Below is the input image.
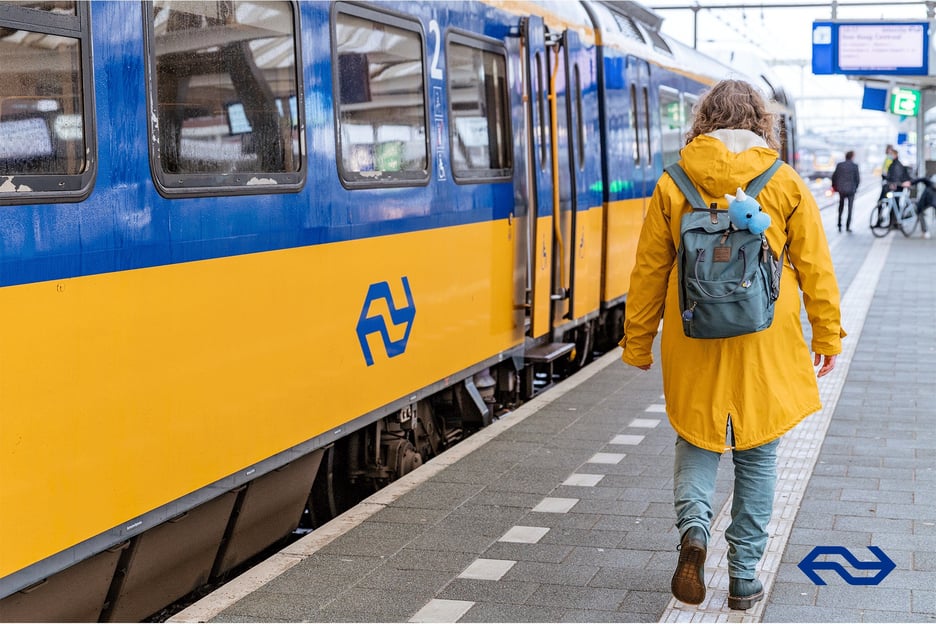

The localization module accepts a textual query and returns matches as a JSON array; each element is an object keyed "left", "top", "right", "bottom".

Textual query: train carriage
[{"left": 0, "top": 1, "right": 796, "bottom": 621}]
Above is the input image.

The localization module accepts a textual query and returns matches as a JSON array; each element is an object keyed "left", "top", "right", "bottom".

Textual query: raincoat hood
[{"left": 681, "top": 130, "right": 778, "bottom": 198}]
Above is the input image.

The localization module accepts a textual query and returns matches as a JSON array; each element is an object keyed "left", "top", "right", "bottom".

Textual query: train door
[
  {"left": 562, "top": 30, "right": 598, "bottom": 323},
  {"left": 627, "top": 57, "right": 653, "bottom": 213},
  {"left": 517, "top": 16, "right": 554, "bottom": 342},
  {"left": 549, "top": 29, "right": 577, "bottom": 327},
  {"left": 518, "top": 22, "right": 585, "bottom": 337}
]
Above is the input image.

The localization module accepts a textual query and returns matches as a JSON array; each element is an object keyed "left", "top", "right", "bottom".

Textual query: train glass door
[
  {"left": 548, "top": 29, "right": 575, "bottom": 326},
  {"left": 518, "top": 16, "right": 553, "bottom": 341},
  {"left": 627, "top": 57, "right": 653, "bottom": 214},
  {"left": 562, "top": 29, "right": 598, "bottom": 322}
]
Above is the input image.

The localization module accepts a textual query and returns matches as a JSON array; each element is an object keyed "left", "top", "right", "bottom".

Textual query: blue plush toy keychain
[{"left": 725, "top": 187, "right": 771, "bottom": 234}]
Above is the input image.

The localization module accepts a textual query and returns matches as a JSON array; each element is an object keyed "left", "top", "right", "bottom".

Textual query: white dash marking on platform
[
  {"left": 563, "top": 473, "right": 604, "bottom": 487},
  {"left": 644, "top": 404, "right": 667, "bottom": 413},
  {"left": 458, "top": 558, "right": 516, "bottom": 581},
  {"left": 587, "top": 452, "right": 625, "bottom": 464},
  {"left": 410, "top": 599, "right": 475, "bottom": 623},
  {"left": 610, "top": 434, "right": 645, "bottom": 445},
  {"left": 630, "top": 418, "right": 662, "bottom": 428},
  {"left": 532, "top": 497, "right": 578, "bottom": 513},
  {"left": 499, "top": 525, "right": 550, "bottom": 543}
]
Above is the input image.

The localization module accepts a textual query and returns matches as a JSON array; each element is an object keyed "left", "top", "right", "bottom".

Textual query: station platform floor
[{"left": 170, "top": 188, "right": 935, "bottom": 623}]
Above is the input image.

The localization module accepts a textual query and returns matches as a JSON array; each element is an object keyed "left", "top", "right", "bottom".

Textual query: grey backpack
[{"left": 665, "top": 160, "right": 784, "bottom": 339}]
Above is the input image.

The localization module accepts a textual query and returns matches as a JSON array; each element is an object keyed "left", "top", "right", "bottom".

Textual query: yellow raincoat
[{"left": 620, "top": 130, "right": 845, "bottom": 452}]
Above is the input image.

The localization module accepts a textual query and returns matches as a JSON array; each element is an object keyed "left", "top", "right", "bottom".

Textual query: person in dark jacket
[
  {"left": 885, "top": 147, "right": 912, "bottom": 191},
  {"left": 831, "top": 150, "right": 860, "bottom": 232}
]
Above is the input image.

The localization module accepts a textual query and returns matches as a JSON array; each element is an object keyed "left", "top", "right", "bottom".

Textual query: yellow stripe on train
[{"left": 0, "top": 219, "right": 524, "bottom": 576}]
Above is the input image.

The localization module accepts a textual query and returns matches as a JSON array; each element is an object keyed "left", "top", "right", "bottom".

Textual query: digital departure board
[{"left": 812, "top": 21, "right": 930, "bottom": 76}]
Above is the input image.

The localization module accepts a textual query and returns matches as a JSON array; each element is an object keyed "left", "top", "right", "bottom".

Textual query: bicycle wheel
[
  {"left": 870, "top": 199, "right": 891, "bottom": 237},
  {"left": 898, "top": 199, "right": 919, "bottom": 237}
]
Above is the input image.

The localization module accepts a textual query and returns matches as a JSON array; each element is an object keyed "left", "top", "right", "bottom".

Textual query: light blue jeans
[{"left": 673, "top": 435, "right": 779, "bottom": 580}]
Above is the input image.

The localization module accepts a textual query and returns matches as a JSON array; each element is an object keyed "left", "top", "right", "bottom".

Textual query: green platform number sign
[{"left": 890, "top": 87, "right": 921, "bottom": 116}]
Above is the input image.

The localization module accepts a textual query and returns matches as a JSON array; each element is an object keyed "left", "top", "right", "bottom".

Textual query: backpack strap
[
  {"left": 666, "top": 158, "right": 782, "bottom": 208},
  {"left": 664, "top": 163, "right": 708, "bottom": 211},
  {"left": 744, "top": 158, "right": 783, "bottom": 197}
]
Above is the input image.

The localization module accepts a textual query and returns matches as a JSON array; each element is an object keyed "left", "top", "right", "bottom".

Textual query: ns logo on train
[{"left": 355, "top": 277, "right": 416, "bottom": 366}]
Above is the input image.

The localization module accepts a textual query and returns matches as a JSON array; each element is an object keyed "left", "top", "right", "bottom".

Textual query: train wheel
[{"left": 384, "top": 437, "right": 423, "bottom": 480}]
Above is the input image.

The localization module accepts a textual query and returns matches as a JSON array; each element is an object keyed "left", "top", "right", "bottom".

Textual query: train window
[
  {"left": 682, "top": 93, "right": 698, "bottom": 146},
  {"left": 574, "top": 64, "right": 584, "bottom": 171},
  {"left": 642, "top": 86, "right": 652, "bottom": 166},
  {"left": 630, "top": 84, "right": 640, "bottom": 165},
  {"left": 659, "top": 86, "right": 681, "bottom": 167},
  {"left": 145, "top": 0, "right": 304, "bottom": 196},
  {"left": 0, "top": 1, "right": 94, "bottom": 203},
  {"left": 333, "top": 5, "right": 429, "bottom": 187},
  {"left": 535, "top": 52, "right": 546, "bottom": 171},
  {"left": 446, "top": 32, "right": 511, "bottom": 181},
  {"left": 5, "top": 1, "right": 76, "bottom": 14},
  {"left": 611, "top": 12, "right": 645, "bottom": 44}
]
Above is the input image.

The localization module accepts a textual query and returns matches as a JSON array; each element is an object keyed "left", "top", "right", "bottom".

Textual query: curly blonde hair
[{"left": 686, "top": 79, "right": 780, "bottom": 151}]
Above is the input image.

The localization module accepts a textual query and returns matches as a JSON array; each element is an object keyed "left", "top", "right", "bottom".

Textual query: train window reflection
[
  {"left": 659, "top": 86, "right": 681, "bottom": 167},
  {"left": 0, "top": 31, "right": 84, "bottom": 175},
  {"left": 335, "top": 8, "right": 428, "bottom": 186},
  {"left": 630, "top": 84, "right": 640, "bottom": 165},
  {"left": 3, "top": 1, "right": 75, "bottom": 14},
  {"left": 642, "top": 86, "right": 651, "bottom": 166},
  {"left": 447, "top": 35, "right": 511, "bottom": 180},
  {"left": 149, "top": 0, "right": 302, "bottom": 187}
]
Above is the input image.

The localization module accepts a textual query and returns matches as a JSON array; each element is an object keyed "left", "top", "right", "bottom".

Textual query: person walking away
[
  {"left": 831, "top": 150, "right": 860, "bottom": 232},
  {"left": 619, "top": 79, "right": 845, "bottom": 611}
]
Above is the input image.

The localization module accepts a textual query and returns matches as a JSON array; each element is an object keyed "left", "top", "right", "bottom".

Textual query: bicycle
[{"left": 870, "top": 187, "right": 918, "bottom": 238}]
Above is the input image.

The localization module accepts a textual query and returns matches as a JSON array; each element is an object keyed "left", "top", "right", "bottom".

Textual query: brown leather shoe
[
  {"left": 728, "top": 577, "right": 764, "bottom": 610},
  {"left": 671, "top": 527, "right": 707, "bottom": 604}
]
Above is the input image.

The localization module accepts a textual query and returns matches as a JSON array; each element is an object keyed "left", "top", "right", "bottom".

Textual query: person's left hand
[{"left": 814, "top": 353, "right": 837, "bottom": 377}]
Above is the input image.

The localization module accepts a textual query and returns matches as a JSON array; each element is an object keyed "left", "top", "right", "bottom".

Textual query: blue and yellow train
[{"left": 0, "top": 1, "right": 796, "bottom": 620}]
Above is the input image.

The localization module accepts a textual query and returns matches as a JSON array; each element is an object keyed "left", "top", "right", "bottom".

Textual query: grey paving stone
[
  {"left": 438, "top": 577, "right": 540, "bottom": 604},
  {"left": 525, "top": 584, "right": 628, "bottom": 610},
  {"left": 537, "top": 527, "right": 625, "bottom": 548},
  {"left": 313, "top": 587, "right": 417, "bottom": 622},
  {"left": 586, "top": 566, "right": 671, "bottom": 592},
  {"left": 618, "top": 590, "right": 672, "bottom": 614},
  {"left": 503, "top": 560, "right": 599, "bottom": 586},
  {"left": 407, "top": 525, "right": 498, "bottom": 554},
  {"left": 316, "top": 521, "right": 419, "bottom": 557},
  {"left": 391, "top": 481, "right": 485, "bottom": 509},
  {"left": 458, "top": 601, "right": 569, "bottom": 623},
  {"left": 815, "top": 585, "right": 911, "bottom": 611},
  {"left": 354, "top": 565, "right": 456, "bottom": 593},
  {"left": 482, "top": 541, "right": 574, "bottom": 564},
  {"left": 259, "top": 553, "right": 385, "bottom": 596},
  {"left": 563, "top": 546, "right": 654, "bottom": 569},
  {"left": 762, "top": 604, "right": 868, "bottom": 622},
  {"left": 389, "top": 547, "right": 478, "bottom": 572}
]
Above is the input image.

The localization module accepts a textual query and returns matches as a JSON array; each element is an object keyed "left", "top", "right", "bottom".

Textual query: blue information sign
[{"left": 812, "top": 21, "right": 930, "bottom": 76}]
